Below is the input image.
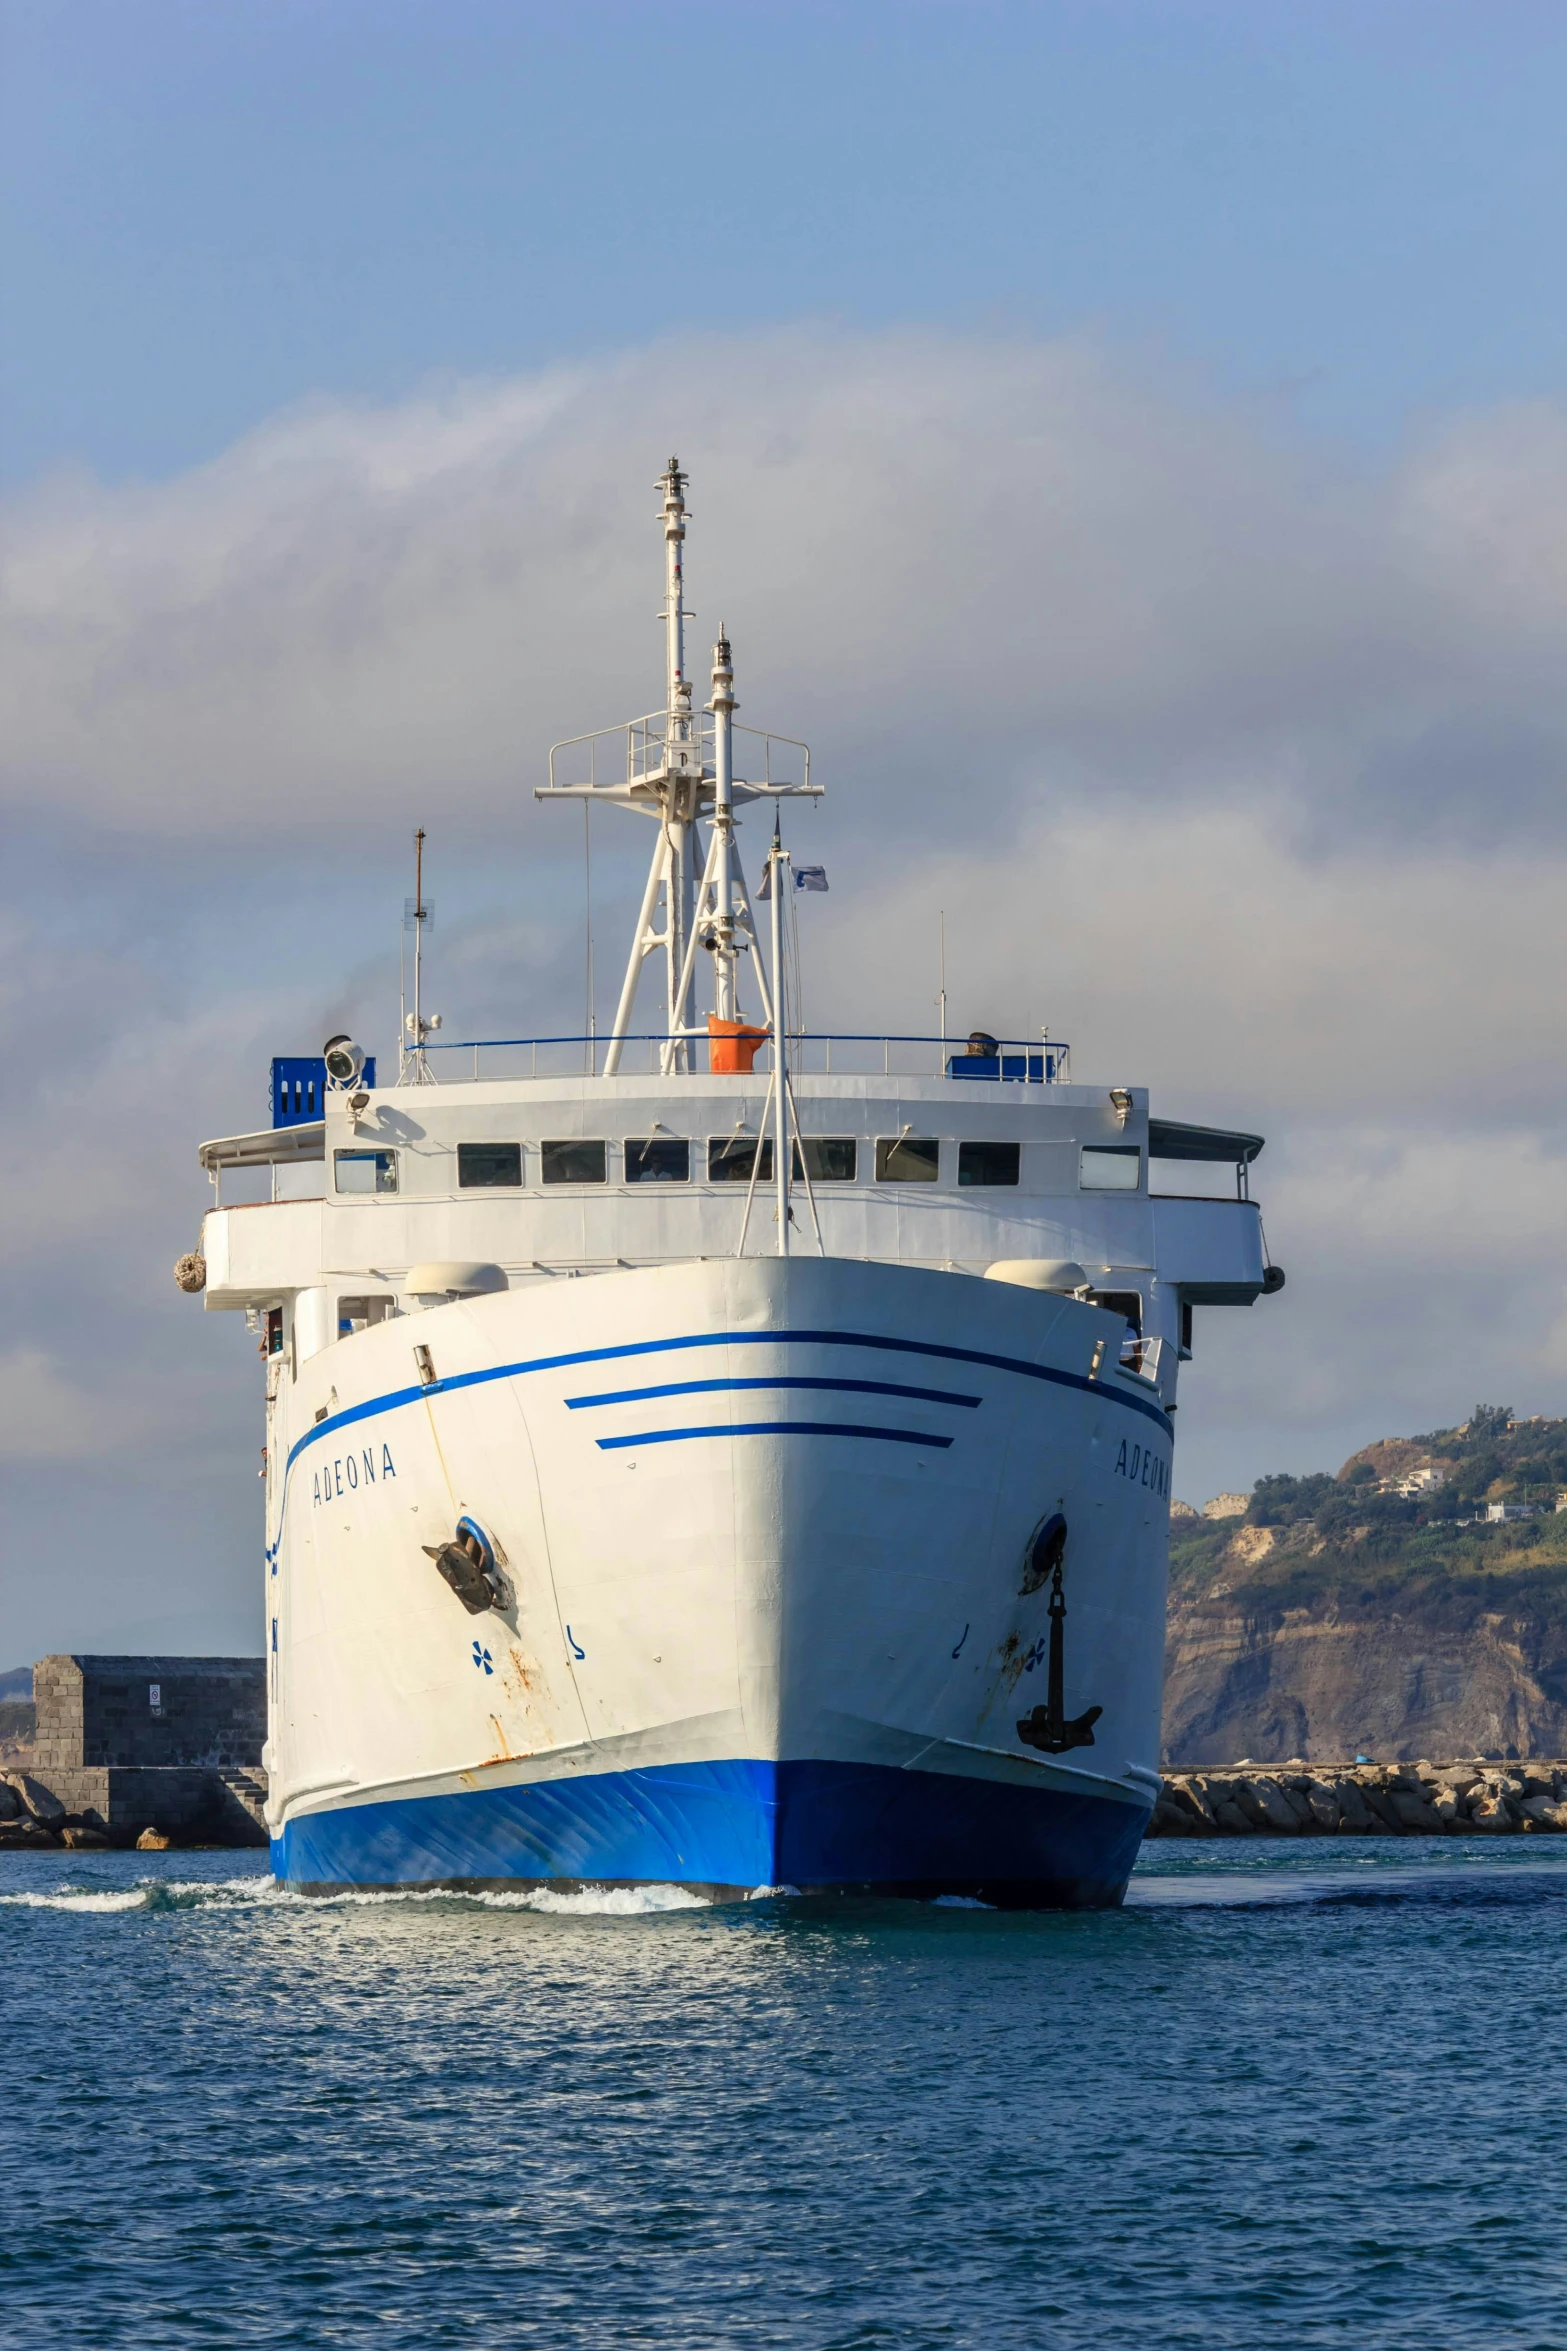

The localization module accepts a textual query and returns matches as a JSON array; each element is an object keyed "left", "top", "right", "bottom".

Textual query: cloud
[{"left": 7, "top": 326, "right": 1567, "bottom": 854}]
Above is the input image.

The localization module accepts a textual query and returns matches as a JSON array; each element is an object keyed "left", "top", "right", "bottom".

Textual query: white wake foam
[
  {"left": 1, "top": 1873, "right": 709, "bottom": 1918},
  {"left": 479, "top": 1884, "right": 709, "bottom": 1915},
  {"left": 0, "top": 1888, "right": 149, "bottom": 1913}
]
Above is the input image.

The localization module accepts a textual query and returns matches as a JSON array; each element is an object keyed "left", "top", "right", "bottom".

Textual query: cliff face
[
  {"left": 1161, "top": 1414, "right": 1567, "bottom": 1762},
  {"left": 1163, "top": 1544, "right": 1567, "bottom": 1762}
]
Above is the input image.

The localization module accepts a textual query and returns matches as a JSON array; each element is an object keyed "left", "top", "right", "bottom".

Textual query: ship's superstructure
[{"left": 185, "top": 465, "right": 1281, "bottom": 1904}]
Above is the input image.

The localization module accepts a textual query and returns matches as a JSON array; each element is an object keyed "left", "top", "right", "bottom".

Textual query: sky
[{"left": 4, "top": 0, "right": 1567, "bottom": 1660}]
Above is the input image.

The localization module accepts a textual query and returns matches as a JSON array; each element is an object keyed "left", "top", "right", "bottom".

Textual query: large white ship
[{"left": 183, "top": 463, "right": 1281, "bottom": 1904}]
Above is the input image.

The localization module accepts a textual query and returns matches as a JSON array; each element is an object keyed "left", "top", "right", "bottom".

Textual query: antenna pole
[
  {"left": 938, "top": 908, "right": 947, "bottom": 1047},
  {"left": 401, "top": 827, "right": 436, "bottom": 1084},
  {"left": 661, "top": 457, "right": 688, "bottom": 721},
  {"left": 770, "top": 829, "right": 790, "bottom": 1256},
  {"left": 660, "top": 458, "right": 694, "bottom": 1070},
  {"left": 413, "top": 827, "right": 425, "bottom": 1066},
  {"left": 710, "top": 626, "right": 738, "bottom": 1023},
  {"left": 583, "top": 802, "right": 595, "bottom": 1074}
]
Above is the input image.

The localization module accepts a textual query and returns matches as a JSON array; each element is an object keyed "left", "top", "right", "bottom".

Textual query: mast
[
  {"left": 413, "top": 826, "right": 425, "bottom": 1071},
  {"left": 659, "top": 458, "right": 694, "bottom": 1071},
  {"left": 536, "top": 463, "right": 819, "bottom": 1072},
  {"left": 769, "top": 829, "right": 790, "bottom": 1255},
  {"left": 710, "top": 624, "right": 739, "bottom": 1022},
  {"left": 662, "top": 457, "right": 689, "bottom": 735},
  {"left": 400, "top": 827, "right": 439, "bottom": 1084}
]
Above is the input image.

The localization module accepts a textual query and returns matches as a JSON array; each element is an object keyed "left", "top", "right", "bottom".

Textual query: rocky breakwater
[
  {"left": 0, "top": 1770, "right": 111, "bottom": 1849},
  {"left": 1146, "top": 1759, "right": 1567, "bottom": 1837}
]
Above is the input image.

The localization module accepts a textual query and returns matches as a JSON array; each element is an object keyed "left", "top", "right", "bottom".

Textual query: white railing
[
  {"left": 419, "top": 1033, "right": 1071, "bottom": 1084},
  {"left": 545, "top": 712, "right": 811, "bottom": 797}
]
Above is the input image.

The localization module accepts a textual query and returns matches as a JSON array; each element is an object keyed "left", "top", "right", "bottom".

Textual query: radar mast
[{"left": 537, "top": 463, "right": 820, "bottom": 1072}]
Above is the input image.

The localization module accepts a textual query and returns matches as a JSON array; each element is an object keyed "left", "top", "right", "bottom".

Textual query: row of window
[{"left": 333, "top": 1138, "right": 1142, "bottom": 1196}]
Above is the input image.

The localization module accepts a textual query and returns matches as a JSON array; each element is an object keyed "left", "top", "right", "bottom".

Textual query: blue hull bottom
[{"left": 273, "top": 1757, "right": 1148, "bottom": 1909}]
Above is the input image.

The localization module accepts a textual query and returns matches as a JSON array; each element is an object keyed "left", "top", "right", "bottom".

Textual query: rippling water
[{"left": 2, "top": 1838, "right": 1564, "bottom": 2349}]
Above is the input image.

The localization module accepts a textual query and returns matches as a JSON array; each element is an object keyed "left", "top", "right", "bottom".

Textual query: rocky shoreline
[
  {"left": 1, "top": 1770, "right": 112, "bottom": 1848},
  {"left": 1148, "top": 1758, "right": 1567, "bottom": 1836},
  {"left": 0, "top": 1768, "right": 248, "bottom": 1851}
]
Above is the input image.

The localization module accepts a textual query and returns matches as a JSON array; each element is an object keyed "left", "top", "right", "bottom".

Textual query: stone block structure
[
  {"left": 17, "top": 1656, "right": 268, "bottom": 1847},
  {"left": 31, "top": 1655, "right": 264, "bottom": 1771}
]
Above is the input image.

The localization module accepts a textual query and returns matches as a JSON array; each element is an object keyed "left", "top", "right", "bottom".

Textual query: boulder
[
  {"left": 1303, "top": 1781, "right": 1341, "bottom": 1831},
  {"left": 1240, "top": 1779, "right": 1304, "bottom": 1833},
  {"left": 0, "top": 1817, "right": 60, "bottom": 1848},
  {"left": 1431, "top": 1787, "right": 1465, "bottom": 1825},
  {"left": 135, "top": 1827, "right": 173, "bottom": 1852},
  {"left": 1391, "top": 1790, "right": 1445, "bottom": 1832},
  {"left": 1359, "top": 1783, "right": 1407, "bottom": 1832},
  {"left": 0, "top": 1781, "right": 18, "bottom": 1823},
  {"left": 1212, "top": 1800, "right": 1251, "bottom": 1834},
  {"left": 1230, "top": 1780, "right": 1272, "bottom": 1827},
  {"left": 59, "top": 1825, "right": 110, "bottom": 1849},
  {"left": 1331, "top": 1779, "right": 1376, "bottom": 1832},
  {"left": 1162, "top": 1779, "right": 1217, "bottom": 1828},
  {"left": 0, "top": 1772, "right": 65, "bottom": 1827},
  {"left": 1468, "top": 1796, "right": 1517, "bottom": 1832},
  {"left": 1277, "top": 1782, "right": 1316, "bottom": 1827},
  {"left": 1519, "top": 1794, "right": 1567, "bottom": 1830}
]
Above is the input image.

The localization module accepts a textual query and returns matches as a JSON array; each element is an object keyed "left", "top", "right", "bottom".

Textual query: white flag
[{"left": 759, "top": 863, "right": 828, "bottom": 900}]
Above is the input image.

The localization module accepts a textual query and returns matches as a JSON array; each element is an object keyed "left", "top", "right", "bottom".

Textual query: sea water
[{"left": 1, "top": 1838, "right": 1563, "bottom": 2350}]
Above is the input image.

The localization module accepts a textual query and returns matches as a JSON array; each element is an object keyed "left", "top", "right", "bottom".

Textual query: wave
[
  {"left": 0, "top": 1888, "right": 151, "bottom": 1913},
  {"left": 1127, "top": 1856, "right": 1567, "bottom": 1912},
  {"left": 0, "top": 1873, "right": 711, "bottom": 1918},
  {"left": 18, "top": 1857, "right": 1563, "bottom": 1924}
]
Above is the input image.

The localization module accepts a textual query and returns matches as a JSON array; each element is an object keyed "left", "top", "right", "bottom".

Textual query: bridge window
[
  {"left": 958, "top": 1140, "right": 1020, "bottom": 1186},
  {"left": 708, "top": 1135, "right": 774, "bottom": 1183},
  {"left": 876, "top": 1136, "right": 940, "bottom": 1183},
  {"left": 626, "top": 1137, "right": 690, "bottom": 1183},
  {"left": 458, "top": 1142, "right": 522, "bottom": 1189},
  {"left": 541, "top": 1140, "right": 607, "bottom": 1185},
  {"left": 1080, "top": 1145, "right": 1141, "bottom": 1192},
  {"left": 338, "top": 1296, "right": 395, "bottom": 1336},
  {"left": 792, "top": 1137, "right": 857, "bottom": 1182},
  {"left": 334, "top": 1150, "right": 398, "bottom": 1195}
]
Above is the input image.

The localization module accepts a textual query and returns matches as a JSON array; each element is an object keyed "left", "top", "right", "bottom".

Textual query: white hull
[{"left": 266, "top": 1256, "right": 1170, "bottom": 1901}]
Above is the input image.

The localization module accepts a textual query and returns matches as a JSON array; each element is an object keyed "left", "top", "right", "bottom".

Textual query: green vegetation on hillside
[{"left": 1170, "top": 1409, "right": 1567, "bottom": 1684}]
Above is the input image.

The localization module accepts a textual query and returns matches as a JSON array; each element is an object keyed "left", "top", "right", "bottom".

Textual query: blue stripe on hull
[{"left": 273, "top": 1757, "right": 1149, "bottom": 1910}]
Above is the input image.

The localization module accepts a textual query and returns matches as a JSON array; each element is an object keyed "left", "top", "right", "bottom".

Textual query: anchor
[
  {"left": 424, "top": 1517, "right": 505, "bottom": 1616},
  {"left": 1016, "top": 1560, "right": 1102, "bottom": 1755}
]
